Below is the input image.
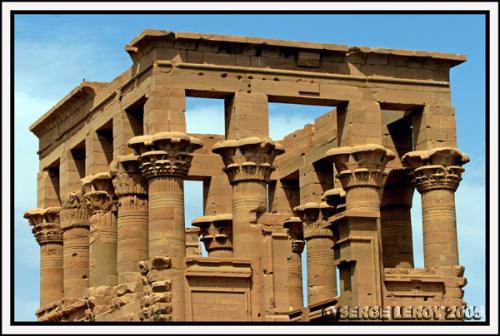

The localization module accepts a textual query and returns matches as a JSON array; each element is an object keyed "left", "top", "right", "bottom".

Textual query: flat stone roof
[{"left": 125, "top": 29, "right": 467, "bottom": 64}]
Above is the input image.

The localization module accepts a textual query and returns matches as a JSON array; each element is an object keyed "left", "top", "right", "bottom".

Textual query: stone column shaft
[
  {"left": 145, "top": 168, "right": 186, "bottom": 321},
  {"left": 117, "top": 196, "right": 148, "bottom": 282},
  {"left": 288, "top": 250, "right": 303, "bottom": 309},
  {"left": 232, "top": 180, "right": 266, "bottom": 258},
  {"left": 325, "top": 144, "right": 395, "bottom": 308},
  {"left": 294, "top": 203, "right": 336, "bottom": 305},
  {"left": 129, "top": 132, "right": 203, "bottom": 321},
  {"left": 381, "top": 169, "right": 414, "bottom": 268},
  {"left": 24, "top": 208, "right": 64, "bottom": 307},
  {"left": 380, "top": 205, "right": 414, "bottom": 268},
  {"left": 421, "top": 188, "right": 458, "bottom": 266},
  {"left": 59, "top": 193, "right": 90, "bottom": 300},
  {"left": 148, "top": 176, "right": 184, "bottom": 257},
  {"left": 283, "top": 217, "right": 304, "bottom": 311},
  {"left": 212, "top": 137, "right": 284, "bottom": 320},
  {"left": 402, "top": 147, "right": 469, "bottom": 269},
  {"left": 83, "top": 173, "right": 118, "bottom": 288},
  {"left": 112, "top": 154, "right": 149, "bottom": 284},
  {"left": 88, "top": 210, "right": 118, "bottom": 287}
]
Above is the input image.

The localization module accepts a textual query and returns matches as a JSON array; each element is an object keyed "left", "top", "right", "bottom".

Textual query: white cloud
[{"left": 186, "top": 101, "right": 225, "bottom": 134}]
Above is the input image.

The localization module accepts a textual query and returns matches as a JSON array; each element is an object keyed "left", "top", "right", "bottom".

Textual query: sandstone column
[
  {"left": 212, "top": 137, "right": 284, "bottom": 320},
  {"left": 83, "top": 172, "right": 118, "bottom": 287},
  {"left": 192, "top": 214, "right": 233, "bottom": 258},
  {"left": 111, "top": 154, "right": 148, "bottom": 284},
  {"left": 283, "top": 217, "right": 304, "bottom": 310},
  {"left": 402, "top": 147, "right": 469, "bottom": 269},
  {"left": 381, "top": 168, "right": 414, "bottom": 268},
  {"left": 129, "top": 131, "right": 202, "bottom": 321},
  {"left": 24, "top": 207, "right": 64, "bottom": 307},
  {"left": 59, "top": 192, "right": 90, "bottom": 299},
  {"left": 294, "top": 202, "right": 336, "bottom": 305},
  {"left": 325, "top": 144, "right": 394, "bottom": 307}
]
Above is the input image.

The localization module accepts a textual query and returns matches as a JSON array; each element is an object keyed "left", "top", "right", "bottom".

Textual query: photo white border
[{"left": 1, "top": 1, "right": 498, "bottom": 334}]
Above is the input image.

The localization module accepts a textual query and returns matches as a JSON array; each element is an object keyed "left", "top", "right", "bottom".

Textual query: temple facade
[{"left": 24, "top": 29, "right": 469, "bottom": 322}]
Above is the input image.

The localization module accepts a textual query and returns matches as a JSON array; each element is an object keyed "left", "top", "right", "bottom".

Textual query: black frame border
[{"left": 1, "top": 2, "right": 495, "bottom": 334}]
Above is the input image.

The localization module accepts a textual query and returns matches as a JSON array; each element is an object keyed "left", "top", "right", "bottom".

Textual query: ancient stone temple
[{"left": 24, "top": 29, "right": 469, "bottom": 322}]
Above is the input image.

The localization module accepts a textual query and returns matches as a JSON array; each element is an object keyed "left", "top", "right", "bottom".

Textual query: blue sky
[{"left": 14, "top": 14, "right": 486, "bottom": 321}]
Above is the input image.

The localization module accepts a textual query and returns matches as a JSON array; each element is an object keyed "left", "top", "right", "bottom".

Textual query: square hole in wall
[{"left": 185, "top": 97, "right": 225, "bottom": 135}]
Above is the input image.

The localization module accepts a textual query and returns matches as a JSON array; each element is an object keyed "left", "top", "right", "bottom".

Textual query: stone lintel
[{"left": 185, "top": 256, "right": 252, "bottom": 278}]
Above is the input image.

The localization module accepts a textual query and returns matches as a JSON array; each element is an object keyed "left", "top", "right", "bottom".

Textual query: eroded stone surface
[{"left": 25, "top": 29, "right": 468, "bottom": 322}]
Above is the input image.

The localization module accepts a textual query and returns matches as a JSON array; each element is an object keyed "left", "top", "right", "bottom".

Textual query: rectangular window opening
[
  {"left": 47, "top": 159, "right": 61, "bottom": 206},
  {"left": 125, "top": 96, "right": 145, "bottom": 136},
  {"left": 71, "top": 140, "right": 86, "bottom": 179},
  {"left": 186, "top": 97, "right": 225, "bottom": 135},
  {"left": 96, "top": 121, "right": 114, "bottom": 167},
  {"left": 268, "top": 102, "right": 335, "bottom": 141}
]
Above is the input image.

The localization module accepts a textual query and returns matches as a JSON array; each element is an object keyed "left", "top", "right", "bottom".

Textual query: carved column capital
[
  {"left": 128, "top": 132, "right": 203, "bottom": 179},
  {"left": 294, "top": 202, "right": 334, "bottom": 240},
  {"left": 81, "top": 172, "right": 117, "bottom": 215},
  {"left": 24, "top": 207, "right": 63, "bottom": 245},
  {"left": 212, "top": 137, "right": 284, "bottom": 184},
  {"left": 325, "top": 144, "right": 395, "bottom": 190},
  {"left": 60, "top": 192, "right": 89, "bottom": 230},
  {"left": 402, "top": 147, "right": 469, "bottom": 193},
  {"left": 110, "top": 154, "right": 147, "bottom": 197},
  {"left": 192, "top": 214, "right": 233, "bottom": 255},
  {"left": 84, "top": 191, "right": 116, "bottom": 214},
  {"left": 283, "top": 217, "right": 305, "bottom": 253},
  {"left": 322, "top": 188, "right": 346, "bottom": 213}
]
